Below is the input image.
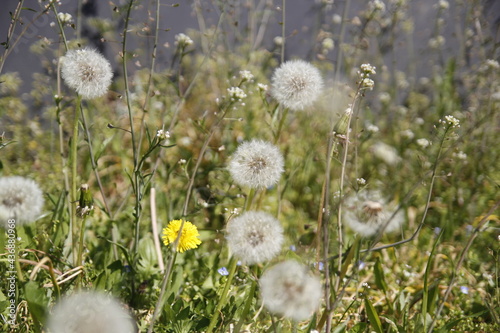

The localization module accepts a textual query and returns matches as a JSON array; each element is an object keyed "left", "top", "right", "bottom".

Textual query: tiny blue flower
[
  {"left": 434, "top": 227, "right": 442, "bottom": 236},
  {"left": 289, "top": 245, "right": 297, "bottom": 252},
  {"left": 314, "top": 261, "right": 324, "bottom": 271},
  {"left": 358, "top": 261, "right": 366, "bottom": 270},
  {"left": 218, "top": 267, "right": 229, "bottom": 276},
  {"left": 460, "top": 286, "right": 469, "bottom": 294}
]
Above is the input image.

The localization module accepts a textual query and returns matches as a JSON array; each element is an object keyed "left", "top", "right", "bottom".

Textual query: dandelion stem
[
  {"left": 206, "top": 257, "right": 238, "bottom": 333},
  {"left": 76, "top": 215, "right": 87, "bottom": 287},
  {"left": 274, "top": 107, "right": 289, "bottom": 144},
  {"left": 70, "top": 95, "right": 82, "bottom": 265},
  {"left": 233, "top": 274, "right": 257, "bottom": 333},
  {"left": 79, "top": 107, "right": 111, "bottom": 216},
  {"left": 147, "top": 250, "right": 178, "bottom": 333}
]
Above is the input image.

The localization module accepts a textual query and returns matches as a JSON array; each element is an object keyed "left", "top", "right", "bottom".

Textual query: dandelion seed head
[
  {"left": 271, "top": 60, "right": 324, "bottom": 111},
  {"left": 343, "top": 190, "right": 404, "bottom": 237},
  {"left": 259, "top": 260, "right": 322, "bottom": 321},
  {"left": 371, "top": 142, "right": 401, "bottom": 165},
  {"left": 226, "top": 211, "right": 283, "bottom": 265},
  {"left": 228, "top": 139, "right": 284, "bottom": 189},
  {"left": 162, "top": 219, "right": 202, "bottom": 253},
  {"left": 47, "top": 291, "right": 135, "bottom": 333},
  {"left": 61, "top": 48, "right": 113, "bottom": 99},
  {"left": 0, "top": 176, "right": 44, "bottom": 227}
]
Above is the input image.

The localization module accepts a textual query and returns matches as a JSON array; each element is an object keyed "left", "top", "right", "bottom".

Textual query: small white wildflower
[
  {"left": 360, "top": 63, "right": 377, "bottom": 75},
  {"left": 227, "top": 87, "right": 247, "bottom": 100},
  {"left": 415, "top": 117, "right": 425, "bottom": 125},
  {"left": 257, "top": 83, "right": 268, "bottom": 92},
  {"left": 156, "top": 129, "right": 170, "bottom": 140},
  {"left": 369, "top": 0, "right": 386, "bottom": 12},
  {"left": 260, "top": 260, "right": 322, "bottom": 321},
  {"left": 228, "top": 139, "right": 284, "bottom": 189},
  {"left": 367, "top": 124, "right": 379, "bottom": 133},
  {"left": 60, "top": 48, "right": 113, "bottom": 99},
  {"left": 0, "top": 176, "right": 44, "bottom": 227},
  {"left": 442, "top": 115, "right": 460, "bottom": 128},
  {"left": 429, "top": 36, "right": 445, "bottom": 48},
  {"left": 453, "top": 151, "right": 467, "bottom": 160},
  {"left": 239, "top": 70, "right": 254, "bottom": 81},
  {"left": 480, "top": 59, "right": 500, "bottom": 72},
  {"left": 357, "top": 178, "right": 367, "bottom": 185},
  {"left": 362, "top": 78, "right": 375, "bottom": 89},
  {"left": 47, "top": 291, "right": 135, "bottom": 333},
  {"left": 226, "top": 211, "right": 284, "bottom": 265},
  {"left": 343, "top": 190, "right": 405, "bottom": 237},
  {"left": 321, "top": 37, "right": 335, "bottom": 53},
  {"left": 178, "top": 159, "right": 186, "bottom": 165},
  {"left": 174, "top": 33, "right": 193, "bottom": 47},
  {"left": 271, "top": 60, "right": 324, "bottom": 111},
  {"left": 57, "top": 12, "right": 73, "bottom": 24},
  {"left": 332, "top": 14, "right": 342, "bottom": 24},
  {"left": 379, "top": 92, "right": 391, "bottom": 103},
  {"left": 273, "top": 36, "right": 283, "bottom": 46},
  {"left": 401, "top": 129, "right": 414, "bottom": 139},
  {"left": 416, "top": 138, "right": 430, "bottom": 148},
  {"left": 436, "top": 0, "right": 449, "bottom": 9}
]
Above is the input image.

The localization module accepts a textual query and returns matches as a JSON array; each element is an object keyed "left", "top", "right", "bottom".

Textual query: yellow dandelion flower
[{"left": 162, "top": 219, "right": 201, "bottom": 253}]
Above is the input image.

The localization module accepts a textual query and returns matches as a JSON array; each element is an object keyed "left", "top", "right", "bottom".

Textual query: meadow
[{"left": 0, "top": 0, "right": 499, "bottom": 332}]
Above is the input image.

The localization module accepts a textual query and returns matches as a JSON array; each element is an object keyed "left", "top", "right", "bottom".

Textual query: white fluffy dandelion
[
  {"left": 47, "top": 291, "right": 135, "bottom": 333},
  {"left": 371, "top": 142, "right": 401, "bottom": 166},
  {"left": 61, "top": 48, "right": 113, "bottom": 99},
  {"left": 226, "top": 211, "right": 284, "bottom": 265},
  {"left": 271, "top": 60, "right": 324, "bottom": 111},
  {"left": 0, "top": 176, "right": 44, "bottom": 227},
  {"left": 259, "top": 260, "right": 322, "bottom": 321},
  {"left": 343, "top": 190, "right": 404, "bottom": 237},
  {"left": 228, "top": 139, "right": 284, "bottom": 189}
]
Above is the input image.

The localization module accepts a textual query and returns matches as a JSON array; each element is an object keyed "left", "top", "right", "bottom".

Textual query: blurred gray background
[{"left": 1, "top": 0, "right": 499, "bottom": 100}]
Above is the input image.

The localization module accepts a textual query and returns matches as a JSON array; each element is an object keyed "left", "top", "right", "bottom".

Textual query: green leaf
[
  {"left": 24, "top": 281, "right": 49, "bottom": 326},
  {"left": 21, "top": 7, "right": 38, "bottom": 12},
  {"left": 348, "top": 322, "right": 366, "bottom": 333},
  {"left": 339, "top": 237, "right": 359, "bottom": 282},
  {"left": 374, "top": 257, "right": 388, "bottom": 293},
  {"left": 365, "top": 298, "right": 383, "bottom": 333}
]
